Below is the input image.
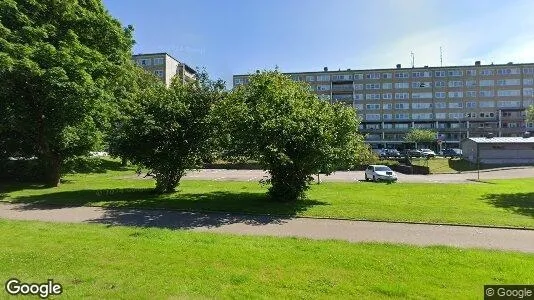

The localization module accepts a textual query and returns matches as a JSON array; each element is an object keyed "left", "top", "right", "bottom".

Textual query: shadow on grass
[
  {"left": 7, "top": 188, "right": 329, "bottom": 229},
  {"left": 483, "top": 192, "right": 534, "bottom": 218}
]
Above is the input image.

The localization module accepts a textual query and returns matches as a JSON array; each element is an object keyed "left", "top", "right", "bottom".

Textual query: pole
[{"left": 477, "top": 143, "right": 480, "bottom": 181}]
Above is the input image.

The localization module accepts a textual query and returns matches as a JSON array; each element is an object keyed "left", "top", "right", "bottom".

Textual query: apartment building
[
  {"left": 132, "top": 52, "right": 196, "bottom": 87},
  {"left": 233, "top": 61, "right": 534, "bottom": 148}
]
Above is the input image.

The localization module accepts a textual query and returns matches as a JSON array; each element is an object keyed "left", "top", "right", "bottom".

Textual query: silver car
[{"left": 365, "top": 165, "right": 398, "bottom": 182}]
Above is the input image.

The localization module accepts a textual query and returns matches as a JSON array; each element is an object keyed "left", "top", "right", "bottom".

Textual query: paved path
[
  {"left": 182, "top": 166, "right": 534, "bottom": 183},
  {"left": 1, "top": 203, "right": 533, "bottom": 253}
]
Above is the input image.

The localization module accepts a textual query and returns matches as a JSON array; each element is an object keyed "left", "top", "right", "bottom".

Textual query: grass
[
  {"left": 0, "top": 219, "right": 533, "bottom": 299},
  {"left": 1, "top": 164, "right": 534, "bottom": 228}
]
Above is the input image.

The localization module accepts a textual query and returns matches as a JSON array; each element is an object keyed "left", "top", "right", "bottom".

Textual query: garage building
[{"left": 461, "top": 135, "right": 534, "bottom": 164}]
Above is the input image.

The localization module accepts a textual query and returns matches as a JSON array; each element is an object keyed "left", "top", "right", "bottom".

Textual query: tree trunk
[
  {"left": 44, "top": 153, "right": 61, "bottom": 187},
  {"left": 121, "top": 157, "right": 128, "bottom": 166}
]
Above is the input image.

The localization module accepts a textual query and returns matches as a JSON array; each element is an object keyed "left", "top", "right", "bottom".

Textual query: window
[
  {"left": 305, "top": 75, "right": 315, "bottom": 82},
  {"left": 383, "top": 114, "right": 393, "bottom": 120},
  {"left": 448, "top": 102, "right": 463, "bottom": 109},
  {"left": 480, "top": 69, "right": 494, "bottom": 76},
  {"left": 234, "top": 78, "right": 244, "bottom": 85},
  {"left": 465, "top": 80, "right": 476, "bottom": 87},
  {"left": 383, "top": 103, "right": 392, "bottom": 109},
  {"left": 382, "top": 93, "right": 392, "bottom": 99},
  {"left": 448, "top": 91, "right": 463, "bottom": 98},
  {"left": 382, "top": 73, "right": 392, "bottom": 79},
  {"left": 524, "top": 88, "right": 534, "bottom": 96},
  {"left": 365, "top": 83, "right": 381, "bottom": 90},
  {"left": 394, "top": 114, "right": 410, "bottom": 120},
  {"left": 523, "top": 68, "right": 534, "bottom": 74},
  {"left": 466, "top": 91, "right": 477, "bottom": 98},
  {"left": 366, "top": 124, "right": 381, "bottom": 129},
  {"left": 354, "top": 84, "right": 364, "bottom": 90},
  {"left": 466, "top": 69, "right": 477, "bottom": 76},
  {"left": 153, "top": 58, "right": 164, "bottom": 65},
  {"left": 498, "top": 101, "right": 521, "bottom": 108},
  {"left": 497, "top": 90, "right": 520, "bottom": 97},
  {"left": 525, "top": 100, "right": 534, "bottom": 107},
  {"left": 412, "top": 103, "right": 432, "bottom": 109},
  {"left": 365, "top": 93, "right": 381, "bottom": 100},
  {"left": 497, "top": 68, "right": 520, "bottom": 75},
  {"left": 435, "top": 113, "right": 446, "bottom": 119},
  {"left": 354, "top": 94, "right": 364, "bottom": 100},
  {"left": 496, "top": 79, "right": 520, "bottom": 86},
  {"left": 382, "top": 82, "right": 392, "bottom": 89},
  {"left": 434, "top": 81, "right": 446, "bottom": 87},
  {"left": 465, "top": 101, "right": 477, "bottom": 108},
  {"left": 333, "top": 94, "right": 353, "bottom": 100},
  {"left": 435, "top": 102, "right": 446, "bottom": 109},
  {"left": 449, "top": 113, "right": 463, "bottom": 119},
  {"left": 412, "top": 113, "right": 432, "bottom": 120},
  {"left": 448, "top": 70, "right": 463, "bottom": 76},
  {"left": 479, "top": 80, "right": 494, "bottom": 86},
  {"left": 317, "top": 75, "right": 331, "bottom": 81},
  {"left": 479, "top": 90, "right": 494, "bottom": 97},
  {"left": 318, "top": 94, "right": 331, "bottom": 100},
  {"left": 383, "top": 122, "right": 393, "bottom": 127},
  {"left": 332, "top": 74, "right": 353, "bottom": 81},
  {"left": 365, "top": 114, "right": 381, "bottom": 121},
  {"left": 448, "top": 81, "right": 463, "bottom": 87},
  {"left": 353, "top": 73, "right": 363, "bottom": 80},
  {"left": 394, "top": 123, "right": 409, "bottom": 129},
  {"left": 394, "top": 93, "right": 409, "bottom": 99},
  {"left": 435, "top": 92, "right": 446, "bottom": 98},
  {"left": 465, "top": 112, "right": 477, "bottom": 118},
  {"left": 412, "top": 71, "right": 432, "bottom": 78},
  {"left": 524, "top": 78, "right": 534, "bottom": 85},
  {"left": 395, "top": 72, "right": 409, "bottom": 78},
  {"left": 411, "top": 92, "right": 432, "bottom": 99},
  {"left": 394, "top": 103, "right": 409, "bottom": 109},
  {"left": 154, "top": 70, "right": 164, "bottom": 77},
  {"left": 316, "top": 84, "right": 330, "bottom": 91},
  {"left": 479, "top": 101, "right": 495, "bottom": 108},
  {"left": 353, "top": 103, "right": 363, "bottom": 110},
  {"left": 139, "top": 58, "right": 151, "bottom": 66},
  {"left": 434, "top": 70, "right": 446, "bottom": 77},
  {"left": 394, "top": 82, "right": 409, "bottom": 89},
  {"left": 365, "top": 73, "right": 381, "bottom": 79},
  {"left": 365, "top": 104, "right": 381, "bottom": 110}
]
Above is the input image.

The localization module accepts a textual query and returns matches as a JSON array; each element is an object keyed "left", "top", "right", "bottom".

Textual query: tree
[
  {"left": 527, "top": 105, "right": 534, "bottom": 123},
  {"left": 404, "top": 129, "right": 437, "bottom": 149},
  {"left": 0, "top": 0, "right": 134, "bottom": 186},
  {"left": 109, "top": 70, "right": 225, "bottom": 194},
  {"left": 216, "top": 71, "right": 363, "bottom": 202}
]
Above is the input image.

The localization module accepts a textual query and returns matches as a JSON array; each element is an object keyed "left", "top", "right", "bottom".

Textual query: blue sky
[{"left": 103, "top": 0, "right": 534, "bottom": 87}]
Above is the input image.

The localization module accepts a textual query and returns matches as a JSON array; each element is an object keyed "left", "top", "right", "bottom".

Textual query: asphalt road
[
  {"left": 1, "top": 203, "right": 533, "bottom": 252},
  {"left": 183, "top": 166, "right": 534, "bottom": 183}
]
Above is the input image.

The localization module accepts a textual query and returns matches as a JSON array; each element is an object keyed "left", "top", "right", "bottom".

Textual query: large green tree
[
  {"left": 404, "top": 128, "right": 437, "bottom": 149},
  {"left": 109, "top": 71, "right": 226, "bottom": 194},
  {"left": 0, "top": 0, "right": 134, "bottom": 186},
  {"left": 216, "top": 71, "right": 363, "bottom": 202},
  {"left": 527, "top": 105, "right": 534, "bottom": 123}
]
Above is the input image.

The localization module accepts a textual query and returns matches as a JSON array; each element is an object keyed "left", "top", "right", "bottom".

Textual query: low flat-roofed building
[{"left": 461, "top": 135, "right": 534, "bottom": 164}]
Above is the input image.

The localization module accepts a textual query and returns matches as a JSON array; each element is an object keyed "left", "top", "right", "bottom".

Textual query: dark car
[
  {"left": 441, "top": 148, "right": 463, "bottom": 158},
  {"left": 402, "top": 149, "right": 424, "bottom": 158},
  {"left": 379, "top": 149, "right": 401, "bottom": 158}
]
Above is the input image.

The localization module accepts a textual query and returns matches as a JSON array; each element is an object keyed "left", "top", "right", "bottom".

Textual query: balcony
[{"left": 331, "top": 84, "right": 354, "bottom": 92}]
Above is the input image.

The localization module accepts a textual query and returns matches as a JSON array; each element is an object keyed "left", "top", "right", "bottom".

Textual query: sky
[{"left": 103, "top": 0, "right": 534, "bottom": 88}]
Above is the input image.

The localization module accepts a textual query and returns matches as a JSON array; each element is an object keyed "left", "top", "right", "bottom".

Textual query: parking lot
[{"left": 183, "top": 166, "right": 534, "bottom": 183}]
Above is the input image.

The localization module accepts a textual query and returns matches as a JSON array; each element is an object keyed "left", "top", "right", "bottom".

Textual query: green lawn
[
  {"left": 1, "top": 219, "right": 533, "bottom": 299},
  {"left": 1, "top": 166, "right": 534, "bottom": 228}
]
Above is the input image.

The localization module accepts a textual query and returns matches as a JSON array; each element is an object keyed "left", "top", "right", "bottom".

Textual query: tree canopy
[
  {"left": 527, "top": 105, "right": 534, "bottom": 123},
  {"left": 0, "top": 0, "right": 135, "bottom": 186},
  {"left": 216, "top": 71, "right": 363, "bottom": 201},
  {"left": 404, "top": 128, "right": 437, "bottom": 148}
]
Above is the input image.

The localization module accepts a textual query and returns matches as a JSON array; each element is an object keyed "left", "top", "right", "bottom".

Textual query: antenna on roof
[
  {"left": 410, "top": 52, "right": 415, "bottom": 68},
  {"left": 440, "top": 46, "right": 443, "bottom": 67}
]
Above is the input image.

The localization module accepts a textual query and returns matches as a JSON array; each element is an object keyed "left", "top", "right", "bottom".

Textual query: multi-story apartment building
[
  {"left": 132, "top": 52, "right": 196, "bottom": 87},
  {"left": 233, "top": 61, "right": 534, "bottom": 148}
]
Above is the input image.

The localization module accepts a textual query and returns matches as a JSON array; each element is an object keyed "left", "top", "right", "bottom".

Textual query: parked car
[
  {"left": 402, "top": 149, "right": 424, "bottom": 158},
  {"left": 441, "top": 148, "right": 463, "bottom": 158},
  {"left": 365, "top": 165, "right": 398, "bottom": 182},
  {"left": 379, "top": 149, "right": 401, "bottom": 158},
  {"left": 419, "top": 149, "right": 436, "bottom": 158}
]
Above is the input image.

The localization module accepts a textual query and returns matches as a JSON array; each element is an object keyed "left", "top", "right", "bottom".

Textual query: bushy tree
[
  {"left": 527, "top": 105, "right": 534, "bottom": 123},
  {"left": 404, "top": 128, "right": 437, "bottom": 149},
  {"left": 109, "top": 71, "right": 225, "bottom": 194},
  {"left": 0, "top": 0, "right": 134, "bottom": 186},
  {"left": 216, "top": 71, "right": 363, "bottom": 202}
]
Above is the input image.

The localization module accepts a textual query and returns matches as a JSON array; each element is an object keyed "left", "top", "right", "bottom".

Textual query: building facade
[
  {"left": 132, "top": 52, "right": 196, "bottom": 87},
  {"left": 461, "top": 136, "right": 534, "bottom": 164},
  {"left": 233, "top": 62, "right": 534, "bottom": 148}
]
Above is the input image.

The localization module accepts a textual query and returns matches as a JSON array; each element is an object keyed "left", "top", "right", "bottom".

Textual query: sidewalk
[{"left": 1, "top": 203, "right": 533, "bottom": 253}]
